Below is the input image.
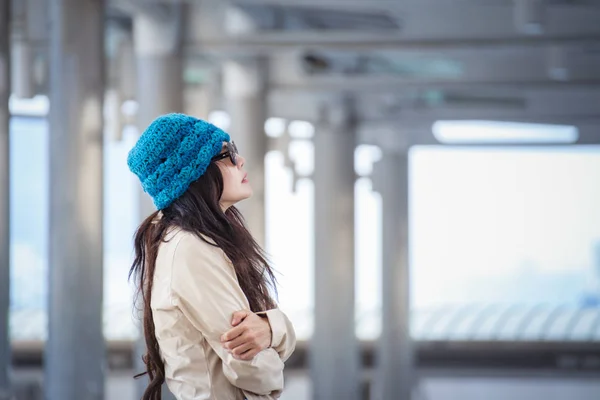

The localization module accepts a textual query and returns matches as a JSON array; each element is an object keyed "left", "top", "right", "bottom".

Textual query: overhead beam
[
  {"left": 360, "top": 116, "right": 600, "bottom": 130},
  {"left": 268, "top": 45, "right": 600, "bottom": 83},
  {"left": 185, "top": 1, "right": 600, "bottom": 52},
  {"left": 358, "top": 120, "right": 600, "bottom": 147},
  {"left": 354, "top": 88, "right": 600, "bottom": 122},
  {"left": 270, "top": 77, "right": 600, "bottom": 94},
  {"left": 354, "top": 105, "right": 600, "bottom": 124},
  {"left": 384, "top": 112, "right": 600, "bottom": 125},
  {"left": 230, "top": 0, "right": 491, "bottom": 6},
  {"left": 264, "top": 46, "right": 600, "bottom": 93},
  {"left": 268, "top": 88, "right": 600, "bottom": 130},
  {"left": 189, "top": 34, "right": 600, "bottom": 55},
  {"left": 108, "top": 0, "right": 168, "bottom": 19},
  {"left": 230, "top": 0, "right": 600, "bottom": 8}
]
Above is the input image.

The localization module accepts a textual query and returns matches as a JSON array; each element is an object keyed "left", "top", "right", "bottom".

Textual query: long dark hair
[{"left": 129, "top": 161, "right": 277, "bottom": 399}]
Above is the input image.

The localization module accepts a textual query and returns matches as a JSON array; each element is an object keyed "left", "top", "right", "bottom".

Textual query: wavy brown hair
[{"left": 129, "top": 161, "right": 277, "bottom": 399}]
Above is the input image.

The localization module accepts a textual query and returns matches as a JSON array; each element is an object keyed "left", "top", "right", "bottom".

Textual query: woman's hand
[{"left": 220, "top": 310, "right": 272, "bottom": 360}]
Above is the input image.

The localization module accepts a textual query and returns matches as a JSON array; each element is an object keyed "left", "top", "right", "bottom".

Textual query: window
[
  {"left": 410, "top": 146, "right": 600, "bottom": 341},
  {"left": 9, "top": 115, "right": 140, "bottom": 341},
  {"left": 9, "top": 116, "right": 48, "bottom": 340}
]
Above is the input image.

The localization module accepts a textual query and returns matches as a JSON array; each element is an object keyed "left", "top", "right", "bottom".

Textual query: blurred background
[{"left": 2, "top": 0, "right": 600, "bottom": 399}]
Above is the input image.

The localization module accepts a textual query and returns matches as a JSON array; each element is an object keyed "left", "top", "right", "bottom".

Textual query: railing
[
  {"left": 10, "top": 303, "right": 600, "bottom": 373},
  {"left": 10, "top": 303, "right": 600, "bottom": 342}
]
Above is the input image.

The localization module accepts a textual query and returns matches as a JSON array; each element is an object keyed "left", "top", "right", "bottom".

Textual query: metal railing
[{"left": 10, "top": 303, "right": 600, "bottom": 342}]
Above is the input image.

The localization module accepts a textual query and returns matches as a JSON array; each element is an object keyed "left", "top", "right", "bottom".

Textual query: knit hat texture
[{"left": 127, "top": 113, "right": 230, "bottom": 210}]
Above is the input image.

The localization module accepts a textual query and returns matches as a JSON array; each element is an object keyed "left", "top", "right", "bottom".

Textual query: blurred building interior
[{"left": 2, "top": 0, "right": 600, "bottom": 399}]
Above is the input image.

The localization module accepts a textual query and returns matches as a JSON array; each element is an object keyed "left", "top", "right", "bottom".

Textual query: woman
[{"left": 127, "top": 113, "right": 296, "bottom": 400}]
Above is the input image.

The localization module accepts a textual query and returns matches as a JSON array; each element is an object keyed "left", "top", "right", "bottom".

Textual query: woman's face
[{"left": 216, "top": 142, "right": 252, "bottom": 210}]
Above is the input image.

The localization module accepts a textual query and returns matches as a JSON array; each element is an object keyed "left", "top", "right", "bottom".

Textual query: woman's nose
[{"left": 237, "top": 154, "right": 245, "bottom": 168}]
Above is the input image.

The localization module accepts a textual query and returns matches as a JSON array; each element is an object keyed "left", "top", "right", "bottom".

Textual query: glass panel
[
  {"left": 410, "top": 146, "right": 600, "bottom": 341},
  {"left": 9, "top": 116, "right": 48, "bottom": 341}
]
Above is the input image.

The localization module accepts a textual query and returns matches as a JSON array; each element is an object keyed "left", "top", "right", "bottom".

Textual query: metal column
[
  {"left": 46, "top": 0, "right": 105, "bottom": 399},
  {"left": 373, "top": 150, "right": 413, "bottom": 400},
  {"left": 133, "top": 8, "right": 183, "bottom": 399},
  {"left": 223, "top": 59, "right": 268, "bottom": 247},
  {"left": 311, "top": 99, "right": 360, "bottom": 400},
  {"left": 0, "top": 0, "right": 11, "bottom": 398}
]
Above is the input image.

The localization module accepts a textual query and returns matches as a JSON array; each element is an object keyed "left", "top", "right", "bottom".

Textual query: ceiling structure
[{"left": 110, "top": 0, "right": 600, "bottom": 145}]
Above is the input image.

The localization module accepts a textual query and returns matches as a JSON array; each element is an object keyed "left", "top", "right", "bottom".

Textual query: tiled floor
[
  {"left": 12, "top": 368, "right": 600, "bottom": 400},
  {"left": 106, "top": 370, "right": 600, "bottom": 400}
]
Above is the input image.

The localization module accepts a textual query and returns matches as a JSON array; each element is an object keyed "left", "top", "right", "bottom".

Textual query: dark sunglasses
[{"left": 210, "top": 141, "right": 239, "bottom": 165}]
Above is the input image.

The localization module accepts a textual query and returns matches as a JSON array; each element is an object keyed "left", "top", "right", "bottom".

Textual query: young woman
[{"left": 127, "top": 113, "right": 296, "bottom": 400}]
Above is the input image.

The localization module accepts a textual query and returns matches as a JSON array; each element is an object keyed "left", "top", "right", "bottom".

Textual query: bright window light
[
  {"left": 208, "top": 110, "right": 231, "bottom": 131},
  {"left": 120, "top": 100, "right": 139, "bottom": 117},
  {"left": 265, "top": 117, "right": 286, "bottom": 138},
  {"left": 432, "top": 120, "right": 579, "bottom": 144},
  {"left": 288, "top": 140, "right": 314, "bottom": 176},
  {"left": 288, "top": 120, "right": 315, "bottom": 139},
  {"left": 355, "top": 144, "right": 383, "bottom": 177},
  {"left": 9, "top": 94, "right": 49, "bottom": 117}
]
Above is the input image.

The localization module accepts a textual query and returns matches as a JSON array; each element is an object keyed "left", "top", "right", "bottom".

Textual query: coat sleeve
[
  {"left": 256, "top": 309, "right": 296, "bottom": 362},
  {"left": 169, "top": 232, "right": 285, "bottom": 397}
]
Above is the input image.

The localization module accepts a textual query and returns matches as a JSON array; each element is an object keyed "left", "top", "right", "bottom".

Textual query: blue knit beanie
[{"left": 127, "top": 113, "right": 230, "bottom": 210}]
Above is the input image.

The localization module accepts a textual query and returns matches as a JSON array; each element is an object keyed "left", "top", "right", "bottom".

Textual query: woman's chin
[
  {"left": 241, "top": 187, "right": 253, "bottom": 200},
  {"left": 233, "top": 189, "right": 253, "bottom": 204}
]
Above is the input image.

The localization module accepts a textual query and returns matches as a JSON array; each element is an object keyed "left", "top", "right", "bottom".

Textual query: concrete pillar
[
  {"left": 45, "top": 1, "right": 105, "bottom": 399},
  {"left": 133, "top": 7, "right": 183, "bottom": 400},
  {"left": 10, "top": 0, "right": 34, "bottom": 99},
  {"left": 373, "top": 150, "right": 413, "bottom": 400},
  {"left": 311, "top": 98, "right": 360, "bottom": 400},
  {"left": 0, "top": 1, "right": 10, "bottom": 398},
  {"left": 184, "top": 67, "right": 221, "bottom": 120},
  {"left": 223, "top": 58, "right": 267, "bottom": 247},
  {"left": 134, "top": 9, "right": 183, "bottom": 132},
  {"left": 514, "top": 0, "right": 544, "bottom": 35},
  {"left": 133, "top": 7, "right": 183, "bottom": 218},
  {"left": 10, "top": 0, "right": 46, "bottom": 98}
]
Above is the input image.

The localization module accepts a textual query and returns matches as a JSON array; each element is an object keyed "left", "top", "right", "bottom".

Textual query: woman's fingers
[
  {"left": 223, "top": 333, "right": 248, "bottom": 351},
  {"left": 231, "top": 342, "right": 254, "bottom": 359},
  {"left": 227, "top": 329, "right": 260, "bottom": 353},
  {"left": 221, "top": 324, "right": 245, "bottom": 342},
  {"left": 238, "top": 347, "right": 260, "bottom": 361},
  {"left": 231, "top": 310, "right": 250, "bottom": 326},
  {"left": 221, "top": 311, "right": 272, "bottom": 360}
]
